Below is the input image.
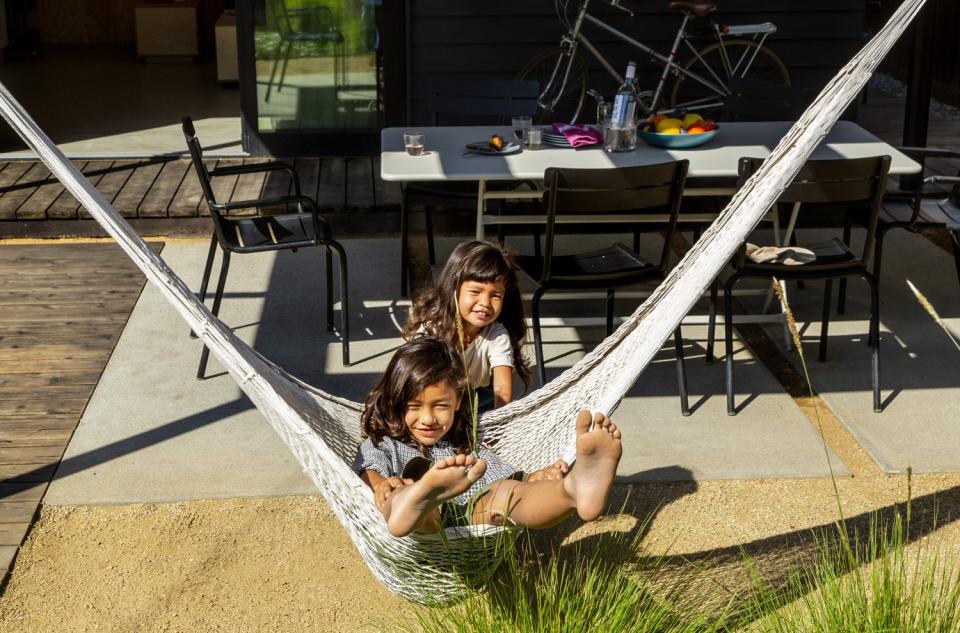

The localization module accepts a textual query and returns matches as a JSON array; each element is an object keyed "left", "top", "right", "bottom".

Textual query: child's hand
[
  {"left": 525, "top": 459, "right": 569, "bottom": 482},
  {"left": 373, "top": 476, "right": 413, "bottom": 510}
]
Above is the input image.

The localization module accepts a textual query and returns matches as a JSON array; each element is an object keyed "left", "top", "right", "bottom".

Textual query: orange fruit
[{"left": 686, "top": 125, "right": 706, "bottom": 135}]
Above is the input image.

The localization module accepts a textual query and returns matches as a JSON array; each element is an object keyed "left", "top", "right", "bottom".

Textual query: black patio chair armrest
[
  {"left": 925, "top": 175, "right": 960, "bottom": 186},
  {"left": 219, "top": 194, "right": 316, "bottom": 213},
  {"left": 896, "top": 146, "right": 960, "bottom": 161},
  {"left": 211, "top": 161, "right": 302, "bottom": 195}
]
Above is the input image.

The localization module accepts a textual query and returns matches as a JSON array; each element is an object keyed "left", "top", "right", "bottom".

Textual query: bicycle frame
[{"left": 539, "top": 0, "right": 776, "bottom": 117}]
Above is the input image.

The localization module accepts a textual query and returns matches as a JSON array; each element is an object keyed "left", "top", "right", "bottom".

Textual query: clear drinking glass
[
  {"left": 523, "top": 127, "right": 542, "bottom": 150},
  {"left": 602, "top": 120, "right": 637, "bottom": 153},
  {"left": 596, "top": 102, "right": 612, "bottom": 126},
  {"left": 403, "top": 132, "right": 424, "bottom": 156},
  {"left": 511, "top": 115, "right": 533, "bottom": 140}
]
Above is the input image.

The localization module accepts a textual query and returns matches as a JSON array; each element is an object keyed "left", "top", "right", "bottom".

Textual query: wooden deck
[{"left": 0, "top": 242, "right": 158, "bottom": 582}]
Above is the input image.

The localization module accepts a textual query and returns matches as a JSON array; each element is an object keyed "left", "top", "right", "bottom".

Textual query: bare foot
[
  {"left": 563, "top": 410, "right": 622, "bottom": 521},
  {"left": 386, "top": 454, "right": 487, "bottom": 537}
]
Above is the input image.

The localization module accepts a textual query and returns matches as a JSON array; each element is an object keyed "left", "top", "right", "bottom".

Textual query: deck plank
[
  {"left": 0, "top": 162, "right": 41, "bottom": 220},
  {"left": 81, "top": 160, "right": 139, "bottom": 219},
  {"left": 203, "top": 158, "right": 241, "bottom": 216},
  {"left": 46, "top": 160, "right": 113, "bottom": 219},
  {"left": 139, "top": 159, "right": 190, "bottom": 217},
  {"left": 229, "top": 158, "right": 269, "bottom": 216},
  {"left": 169, "top": 159, "right": 212, "bottom": 217},
  {"left": 112, "top": 160, "right": 164, "bottom": 218},
  {"left": 16, "top": 163, "right": 73, "bottom": 220}
]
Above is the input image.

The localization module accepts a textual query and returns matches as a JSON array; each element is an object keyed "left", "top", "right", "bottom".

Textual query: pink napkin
[{"left": 552, "top": 123, "right": 603, "bottom": 148}]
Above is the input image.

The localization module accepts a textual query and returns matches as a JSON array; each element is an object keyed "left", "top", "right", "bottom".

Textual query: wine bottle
[{"left": 610, "top": 61, "right": 638, "bottom": 127}]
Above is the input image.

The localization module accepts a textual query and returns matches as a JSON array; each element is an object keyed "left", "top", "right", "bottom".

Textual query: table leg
[{"left": 475, "top": 179, "right": 486, "bottom": 240}]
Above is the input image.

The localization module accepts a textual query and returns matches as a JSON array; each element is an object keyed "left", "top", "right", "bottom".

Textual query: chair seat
[
  {"left": 879, "top": 198, "right": 960, "bottom": 229},
  {"left": 519, "top": 243, "right": 657, "bottom": 287},
  {"left": 222, "top": 213, "right": 323, "bottom": 253}
]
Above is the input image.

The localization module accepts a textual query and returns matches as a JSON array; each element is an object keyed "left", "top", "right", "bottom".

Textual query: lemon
[
  {"left": 655, "top": 117, "right": 683, "bottom": 133},
  {"left": 681, "top": 113, "right": 703, "bottom": 127},
  {"left": 661, "top": 127, "right": 681, "bottom": 135}
]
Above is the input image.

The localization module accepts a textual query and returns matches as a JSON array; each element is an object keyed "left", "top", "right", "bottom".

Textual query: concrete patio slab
[{"left": 758, "top": 228, "right": 960, "bottom": 474}]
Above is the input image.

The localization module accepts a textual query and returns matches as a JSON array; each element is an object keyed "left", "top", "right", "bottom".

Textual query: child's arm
[
  {"left": 361, "top": 469, "right": 412, "bottom": 510},
  {"left": 491, "top": 365, "right": 514, "bottom": 408}
]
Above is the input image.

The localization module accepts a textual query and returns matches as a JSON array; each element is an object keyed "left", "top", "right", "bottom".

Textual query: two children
[{"left": 353, "top": 241, "right": 623, "bottom": 537}]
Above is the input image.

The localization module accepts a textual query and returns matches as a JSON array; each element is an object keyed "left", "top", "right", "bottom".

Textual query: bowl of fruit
[{"left": 638, "top": 113, "right": 718, "bottom": 149}]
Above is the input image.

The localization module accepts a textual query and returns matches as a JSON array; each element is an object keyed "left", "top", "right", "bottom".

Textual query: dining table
[{"left": 380, "top": 120, "right": 922, "bottom": 240}]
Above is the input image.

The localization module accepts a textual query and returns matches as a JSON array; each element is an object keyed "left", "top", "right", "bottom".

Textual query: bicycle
[{"left": 516, "top": 0, "right": 791, "bottom": 123}]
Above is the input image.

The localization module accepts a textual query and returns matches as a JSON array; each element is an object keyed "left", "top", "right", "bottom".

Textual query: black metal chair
[
  {"left": 265, "top": 0, "right": 345, "bottom": 102},
  {"left": 182, "top": 116, "right": 350, "bottom": 378},
  {"left": 707, "top": 156, "right": 891, "bottom": 415},
  {"left": 516, "top": 161, "right": 692, "bottom": 416},
  {"left": 399, "top": 78, "right": 539, "bottom": 296},
  {"left": 839, "top": 147, "right": 960, "bottom": 313}
]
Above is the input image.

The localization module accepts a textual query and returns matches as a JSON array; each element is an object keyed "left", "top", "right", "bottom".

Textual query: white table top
[{"left": 380, "top": 121, "right": 920, "bottom": 183}]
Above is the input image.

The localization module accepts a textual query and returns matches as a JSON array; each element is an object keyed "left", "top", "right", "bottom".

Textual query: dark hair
[
  {"left": 361, "top": 338, "right": 472, "bottom": 455},
  {"left": 402, "top": 240, "right": 531, "bottom": 390}
]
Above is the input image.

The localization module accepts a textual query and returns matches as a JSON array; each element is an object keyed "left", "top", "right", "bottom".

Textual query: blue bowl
[{"left": 637, "top": 128, "right": 717, "bottom": 149}]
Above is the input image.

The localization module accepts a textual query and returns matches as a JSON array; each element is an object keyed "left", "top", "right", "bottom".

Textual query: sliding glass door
[{"left": 238, "top": 0, "right": 402, "bottom": 155}]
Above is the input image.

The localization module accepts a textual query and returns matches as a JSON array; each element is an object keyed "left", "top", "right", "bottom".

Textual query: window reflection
[{"left": 255, "top": 0, "right": 381, "bottom": 131}]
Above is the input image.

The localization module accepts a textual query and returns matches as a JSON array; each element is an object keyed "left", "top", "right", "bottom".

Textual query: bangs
[{"left": 461, "top": 250, "right": 513, "bottom": 285}]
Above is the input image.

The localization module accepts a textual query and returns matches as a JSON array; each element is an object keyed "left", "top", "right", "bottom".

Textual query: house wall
[{"left": 407, "top": 0, "right": 866, "bottom": 124}]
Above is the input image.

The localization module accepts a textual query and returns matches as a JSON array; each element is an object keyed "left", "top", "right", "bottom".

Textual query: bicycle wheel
[
  {"left": 669, "top": 39, "right": 790, "bottom": 115},
  {"left": 516, "top": 47, "right": 590, "bottom": 125}
]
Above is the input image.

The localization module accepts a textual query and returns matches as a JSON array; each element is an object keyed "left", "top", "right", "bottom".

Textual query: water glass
[
  {"left": 403, "top": 132, "right": 425, "bottom": 156},
  {"left": 602, "top": 120, "right": 637, "bottom": 153},
  {"left": 523, "top": 127, "right": 542, "bottom": 150},
  {"left": 512, "top": 115, "right": 533, "bottom": 140},
  {"left": 596, "top": 102, "right": 612, "bottom": 126}
]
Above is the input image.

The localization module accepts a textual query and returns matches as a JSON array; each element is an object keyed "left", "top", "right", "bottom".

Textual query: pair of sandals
[{"left": 745, "top": 242, "right": 817, "bottom": 266}]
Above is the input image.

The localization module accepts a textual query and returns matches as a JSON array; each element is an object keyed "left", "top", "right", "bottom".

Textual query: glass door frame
[{"left": 237, "top": 0, "right": 407, "bottom": 156}]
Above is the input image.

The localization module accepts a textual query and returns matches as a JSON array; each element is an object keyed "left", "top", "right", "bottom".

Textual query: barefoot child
[
  {"left": 353, "top": 338, "right": 622, "bottom": 537},
  {"left": 403, "top": 241, "right": 530, "bottom": 409}
]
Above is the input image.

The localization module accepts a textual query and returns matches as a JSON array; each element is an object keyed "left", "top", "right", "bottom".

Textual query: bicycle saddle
[{"left": 668, "top": 1, "right": 717, "bottom": 17}]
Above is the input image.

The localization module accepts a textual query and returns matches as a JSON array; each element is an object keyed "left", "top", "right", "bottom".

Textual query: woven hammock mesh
[{"left": 0, "top": 0, "right": 923, "bottom": 604}]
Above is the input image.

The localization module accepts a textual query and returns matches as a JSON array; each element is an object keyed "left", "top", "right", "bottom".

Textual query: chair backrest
[
  {"left": 426, "top": 79, "right": 539, "bottom": 125},
  {"left": 738, "top": 155, "right": 892, "bottom": 261},
  {"left": 181, "top": 117, "right": 221, "bottom": 212},
  {"left": 539, "top": 161, "right": 690, "bottom": 280},
  {"left": 270, "top": 0, "right": 335, "bottom": 38}
]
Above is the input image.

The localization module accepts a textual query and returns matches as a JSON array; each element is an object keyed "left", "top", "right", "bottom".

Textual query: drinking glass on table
[
  {"left": 602, "top": 120, "right": 637, "bottom": 153},
  {"left": 512, "top": 116, "right": 533, "bottom": 141},
  {"left": 403, "top": 132, "right": 425, "bottom": 156},
  {"left": 523, "top": 127, "right": 542, "bottom": 150}
]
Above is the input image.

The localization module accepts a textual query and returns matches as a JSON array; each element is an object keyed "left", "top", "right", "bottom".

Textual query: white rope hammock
[{"left": 0, "top": 0, "right": 924, "bottom": 604}]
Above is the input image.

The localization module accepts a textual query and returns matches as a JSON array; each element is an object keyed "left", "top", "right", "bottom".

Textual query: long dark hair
[
  {"left": 403, "top": 240, "right": 531, "bottom": 390},
  {"left": 361, "top": 338, "right": 471, "bottom": 455}
]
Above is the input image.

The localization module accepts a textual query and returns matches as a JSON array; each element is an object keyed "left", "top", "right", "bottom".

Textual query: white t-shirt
[{"left": 463, "top": 322, "right": 514, "bottom": 388}]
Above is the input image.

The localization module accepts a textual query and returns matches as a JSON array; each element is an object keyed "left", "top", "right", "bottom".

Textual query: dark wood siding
[{"left": 407, "top": 0, "right": 866, "bottom": 124}]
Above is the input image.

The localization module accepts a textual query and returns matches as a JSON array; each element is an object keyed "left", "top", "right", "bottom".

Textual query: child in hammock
[
  {"left": 353, "top": 338, "right": 622, "bottom": 537},
  {"left": 403, "top": 240, "right": 530, "bottom": 409}
]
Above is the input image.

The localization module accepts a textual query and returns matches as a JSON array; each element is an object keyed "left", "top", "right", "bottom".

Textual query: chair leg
[
  {"left": 532, "top": 287, "right": 547, "bottom": 386},
  {"left": 868, "top": 227, "right": 888, "bottom": 347},
  {"left": 533, "top": 228, "right": 542, "bottom": 259},
  {"left": 706, "top": 278, "right": 718, "bottom": 364},
  {"left": 198, "top": 250, "right": 231, "bottom": 380},
  {"left": 265, "top": 39, "right": 283, "bottom": 101},
  {"left": 496, "top": 224, "right": 506, "bottom": 248},
  {"left": 819, "top": 278, "right": 833, "bottom": 362},
  {"left": 724, "top": 274, "right": 739, "bottom": 416},
  {"left": 190, "top": 233, "right": 218, "bottom": 339},
  {"left": 838, "top": 220, "right": 852, "bottom": 314},
  {"left": 400, "top": 187, "right": 410, "bottom": 297},
  {"left": 327, "top": 240, "right": 350, "bottom": 367},
  {"left": 867, "top": 273, "right": 881, "bottom": 412},
  {"left": 948, "top": 230, "right": 960, "bottom": 302},
  {"left": 674, "top": 325, "right": 690, "bottom": 416},
  {"left": 277, "top": 41, "right": 293, "bottom": 94},
  {"left": 605, "top": 288, "right": 615, "bottom": 336},
  {"left": 633, "top": 230, "right": 640, "bottom": 253},
  {"left": 424, "top": 207, "right": 436, "bottom": 265},
  {"left": 325, "top": 246, "right": 334, "bottom": 332},
  {"left": 343, "top": 157, "right": 349, "bottom": 210},
  {"left": 369, "top": 157, "right": 377, "bottom": 207}
]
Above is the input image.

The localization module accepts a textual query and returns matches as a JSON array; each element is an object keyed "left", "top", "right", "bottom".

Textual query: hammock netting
[{"left": 0, "top": 0, "right": 924, "bottom": 604}]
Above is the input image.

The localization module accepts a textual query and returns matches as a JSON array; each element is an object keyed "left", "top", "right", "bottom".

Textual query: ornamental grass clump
[{"left": 413, "top": 527, "right": 729, "bottom": 633}]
